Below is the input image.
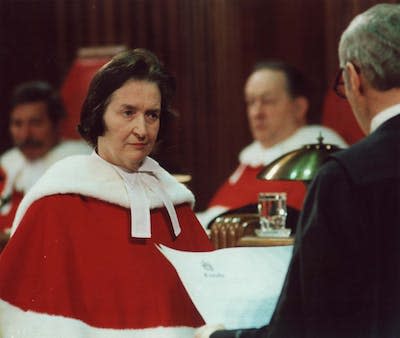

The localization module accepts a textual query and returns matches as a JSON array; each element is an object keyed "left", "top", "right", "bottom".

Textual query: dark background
[{"left": 0, "top": 0, "right": 397, "bottom": 210}]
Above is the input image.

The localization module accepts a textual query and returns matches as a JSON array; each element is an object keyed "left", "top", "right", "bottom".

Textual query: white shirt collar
[{"left": 370, "top": 103, "right": 400, "bottom": 133}]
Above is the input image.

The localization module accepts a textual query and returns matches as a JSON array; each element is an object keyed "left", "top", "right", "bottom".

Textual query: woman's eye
[
  {"left": 122, "top": 110, "right": 134, "bottom": 117},
  {"left": 147, "top": 111, "right": 160, "bottom": 121}
]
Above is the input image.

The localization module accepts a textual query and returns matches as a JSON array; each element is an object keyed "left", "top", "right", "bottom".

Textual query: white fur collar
[
  {"left": 0, "top": 140, "right": 91, "bottom": 194},
  {"left": 11, "top": 154, "right": 194, "bottom": 235},
  {"left": 0, "top": 148, "right": 26, "bottom": 182},
  {"left": 239, "top": 125, "right": 348, "bottom": 167}
]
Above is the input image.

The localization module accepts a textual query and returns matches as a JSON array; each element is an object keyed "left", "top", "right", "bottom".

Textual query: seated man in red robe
[
  {"left": 196, "top": 62, "right": 348, "bottom": 229},
  {"left": 0, "top": 48, "right": 212, "bottom": 337},
  {"left": 0, "top": 81, "right": 91, "bottom": 234}
]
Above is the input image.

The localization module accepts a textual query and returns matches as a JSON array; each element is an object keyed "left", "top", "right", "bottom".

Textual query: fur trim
[
  {"left": 11, "top": 154, "right": 195, "bottom": 234},
  {"left": 0, "top": 148, "right": 26, "bottom": 183},
  {"left": 0, "top": 148, "right": 26, "bottom": 203},
  {"left": 239, "top": 125, "right": 348, "bottom": 167},
  {"left": 0, "top": 140, "right": 91, "bottom": 194},
  {"left": 0, "top": 299, "right": 196, "bottom": 338},
  {"left": 196, "top": 206, "right": 228, "bottom": 228}
]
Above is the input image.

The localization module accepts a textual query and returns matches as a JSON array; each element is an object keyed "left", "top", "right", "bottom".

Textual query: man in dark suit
[{"left": 195, "top": 3, "right": 400, "bottom": 338}]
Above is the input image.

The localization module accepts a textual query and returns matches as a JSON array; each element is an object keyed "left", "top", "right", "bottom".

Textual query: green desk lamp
[{"left": 257, "top": 135, "right": 343, "bottom": 183}]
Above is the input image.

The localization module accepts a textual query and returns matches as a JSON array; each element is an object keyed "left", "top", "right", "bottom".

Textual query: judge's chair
[
  {"left": 60, "top": 45, "right": 127, "bottom": 139},
  {"left": 209, "top": 213, "right": 294, "bottom": 249},
  {"left": 209, "top": 214, "right": 260, "bottom": 249}
]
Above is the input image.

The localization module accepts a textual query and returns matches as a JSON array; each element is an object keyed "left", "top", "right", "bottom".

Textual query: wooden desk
[{"left": 237, "top": 236, "right": 294, "bottom": 247}]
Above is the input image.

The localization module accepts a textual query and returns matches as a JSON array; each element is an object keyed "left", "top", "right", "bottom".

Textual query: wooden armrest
[{"left": 210, "top": 213, "right": 260, "bottom": 249}]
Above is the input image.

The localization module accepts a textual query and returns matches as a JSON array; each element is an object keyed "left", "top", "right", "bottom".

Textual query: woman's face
[{"left": 97, "top": 79, "right": 161, "bottom": 171}]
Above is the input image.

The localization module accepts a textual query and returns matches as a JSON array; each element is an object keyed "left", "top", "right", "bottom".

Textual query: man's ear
[
  {"left": 345, "top": 62, "right": 363, "bottom": 97},
  {"left": 294, "top": 96, "right": 308, "bottom": 124}
]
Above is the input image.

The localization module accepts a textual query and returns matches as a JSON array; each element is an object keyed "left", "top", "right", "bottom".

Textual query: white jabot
[
  {"left": 370, "top": 104, "right": 400, "bottom": 133},
  {"left": 93, "top": 153, "right": 181, "bottom": 238}
]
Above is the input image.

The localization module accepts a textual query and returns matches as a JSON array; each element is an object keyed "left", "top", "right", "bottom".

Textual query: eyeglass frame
[
  {"left": 333, "top": 64, "right": 361, "bottom": 100},
  {"left": 333, "top": 68, "right": 346, "bottom": 99}
]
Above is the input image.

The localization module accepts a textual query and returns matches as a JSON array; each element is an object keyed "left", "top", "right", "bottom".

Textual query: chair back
[
  {"left": 210, "top": 213, "right": 259, "bottom": 249},
  {"left": 60, "top": 45, "right": 127, "bottom": 139},
  {"left": 321, "top": 89, "right": 364, "bottom": 145}
]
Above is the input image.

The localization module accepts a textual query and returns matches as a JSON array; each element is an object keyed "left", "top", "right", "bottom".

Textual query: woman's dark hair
[
  {"left": 78, "top": 48, "right": 176, "bottom": 147},
  {"left": 11, "top": 81, "right": 66, "bottom": 124}
]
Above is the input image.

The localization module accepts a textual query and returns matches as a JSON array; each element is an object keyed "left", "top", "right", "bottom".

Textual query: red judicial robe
[
  {"left": 209, "top": 165, "right": 307, "bottom": 211},
  {"left": 0, "top": 154, "right": 212, "bottom": 337},
  {"left": 196, "top": 125, "right": 348, "bottom": 226}
]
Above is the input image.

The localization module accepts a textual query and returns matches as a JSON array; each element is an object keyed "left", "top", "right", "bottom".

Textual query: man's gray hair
[{"left": 339, "top": 3, "right": 400, "bottom": 91}]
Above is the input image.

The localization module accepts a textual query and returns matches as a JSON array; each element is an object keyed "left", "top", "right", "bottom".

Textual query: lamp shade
[{"left": 257, "top": 136, "right": 342, "bottom": 182}]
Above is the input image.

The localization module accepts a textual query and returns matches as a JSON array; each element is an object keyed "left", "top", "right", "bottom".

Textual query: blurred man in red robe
[
  {"left": 197, "top": 62, "right": 347, "bottom": 229},
  {"left": 0, "top": 81, "right": 90, "bottom": 234}
]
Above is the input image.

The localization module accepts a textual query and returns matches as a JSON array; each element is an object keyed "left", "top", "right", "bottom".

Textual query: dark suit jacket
[{"left": 212, "top": 114, "right": 400, "bottom": 338}]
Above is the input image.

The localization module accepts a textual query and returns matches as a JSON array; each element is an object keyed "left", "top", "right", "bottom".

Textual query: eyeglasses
[
  {"left": 333, "top": 65, "right": 361, "bottom": 99},
  {"left": 333, "top": 68, "right": 346, "bottom": 99}
]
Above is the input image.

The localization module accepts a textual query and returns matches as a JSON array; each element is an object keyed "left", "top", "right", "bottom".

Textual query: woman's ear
[{"left": 294, "top": 96, "right": 308, "bottom": 124}]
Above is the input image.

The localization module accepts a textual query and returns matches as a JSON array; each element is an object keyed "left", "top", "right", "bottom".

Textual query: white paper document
[{"left": 158, "top": 245, "right": 293, "bottom": 330}]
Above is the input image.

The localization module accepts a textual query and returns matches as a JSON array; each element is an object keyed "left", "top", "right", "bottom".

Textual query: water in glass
[{"left": 258, "top": 192, "right": 287, "bottom": 232}]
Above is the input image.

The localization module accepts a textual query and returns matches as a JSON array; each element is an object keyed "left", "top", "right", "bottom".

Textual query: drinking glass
[{"left": 258, "top": 192, "right": 288, "bottom": 232}]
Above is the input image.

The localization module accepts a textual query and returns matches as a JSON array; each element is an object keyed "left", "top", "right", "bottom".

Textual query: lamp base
[{"left": 255, "top": 228, "right": 292, "bottom": 238}]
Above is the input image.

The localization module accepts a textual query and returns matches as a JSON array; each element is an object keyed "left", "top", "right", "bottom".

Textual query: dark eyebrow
[
  {"left": 118, "top": 104, "right": 161, "bottom": 111},
  {"left": 119, "top": 104, "right": 135, "bottom": 110},
  {"left": 147, "top": 107, "right": 161, "bottom": 112}
]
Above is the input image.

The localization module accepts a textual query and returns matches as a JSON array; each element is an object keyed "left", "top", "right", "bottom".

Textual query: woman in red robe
[{"left": 0, "top": 48, "right": 212, "bottom": 337}]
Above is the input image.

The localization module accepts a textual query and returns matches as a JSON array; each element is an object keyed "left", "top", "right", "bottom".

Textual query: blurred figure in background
[
  {"left": 0, "top": 81, "right": 91, "bottom": 234},
  {"left": 197, "top": 62, "right": 347, "bottom": 229}
]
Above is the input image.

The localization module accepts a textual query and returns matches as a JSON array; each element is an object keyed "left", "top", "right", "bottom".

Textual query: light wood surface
[{"left": 237, "top": 236, "right": 294, "bottom": 247}]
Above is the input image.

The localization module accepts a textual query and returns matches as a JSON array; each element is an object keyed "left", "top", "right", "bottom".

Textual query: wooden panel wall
[{"left": 0, "top": 0, "right": 398, "bottom": 210}]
